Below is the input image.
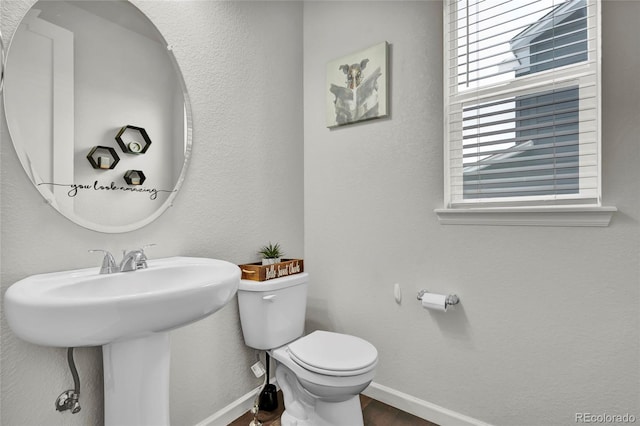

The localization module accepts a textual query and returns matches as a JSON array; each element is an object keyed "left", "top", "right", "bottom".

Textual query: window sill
[{"left": 434, "top": 206, "right": 617, "bottom": 227}]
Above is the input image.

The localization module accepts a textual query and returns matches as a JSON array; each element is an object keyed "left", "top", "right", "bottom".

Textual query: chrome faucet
[
  {"left": 89, "top": 244, "right": 155, "bottom": 274},
  {"left": 120, "top": 248, "right": 149, "bottom": 272},
  {"left": 88, "top": 249, "right": 118, "bottom": 274}
]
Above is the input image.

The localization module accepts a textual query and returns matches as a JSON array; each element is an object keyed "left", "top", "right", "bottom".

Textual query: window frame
[{"left": 438, "top": 0, "right": 615, "bottom": 226}]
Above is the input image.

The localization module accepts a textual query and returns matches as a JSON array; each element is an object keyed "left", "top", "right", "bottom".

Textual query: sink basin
[
  {"left": 5, "top": 256, "right": 240, "bottom": 347},
  {"left": 4, "top": 256, "right": 240, "bottom": 426}
]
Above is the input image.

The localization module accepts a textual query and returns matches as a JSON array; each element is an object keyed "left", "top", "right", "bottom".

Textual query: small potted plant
[{"left": 259, "top": 242, "right": 283, "bottom": 265}]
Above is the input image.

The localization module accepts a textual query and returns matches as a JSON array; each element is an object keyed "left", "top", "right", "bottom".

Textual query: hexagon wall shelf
[
  {"left": 115, "top": 125, "right": 152, "bottom": 154},
  {"left": 124, "top": 170, "right": 146, "bottom": 186},
  {"left": 87, "top": 146, "right": 120, "bottom": 170}
]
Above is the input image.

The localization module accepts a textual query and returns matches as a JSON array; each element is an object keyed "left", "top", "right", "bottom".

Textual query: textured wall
[
  {"left": 0, "top": 1, "right": 303, "bottom": 425},
  {"left": 303, "top": 1, "right": 639, "bottom": 425},
  {"left": 3, "top": 1, "right": 639, "bottom": 426}
]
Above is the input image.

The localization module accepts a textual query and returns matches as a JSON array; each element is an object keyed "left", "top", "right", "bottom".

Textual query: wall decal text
[{"left": 38, "top": 181, "right": 175, "bottom": 200}]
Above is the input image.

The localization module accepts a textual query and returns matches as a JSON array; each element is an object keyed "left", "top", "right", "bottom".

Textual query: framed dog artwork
[{"left": 326, "top": 42, "right": 389, "bottom": 128}]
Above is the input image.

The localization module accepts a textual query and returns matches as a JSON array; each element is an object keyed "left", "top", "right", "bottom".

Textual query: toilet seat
[{"left": 287, "top": 331, "right": 378, "bottom": 377}]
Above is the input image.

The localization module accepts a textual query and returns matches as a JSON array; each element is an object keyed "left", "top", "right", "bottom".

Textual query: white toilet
[{"left": 237, "top": 272, "right": 377, "bottom": 426}]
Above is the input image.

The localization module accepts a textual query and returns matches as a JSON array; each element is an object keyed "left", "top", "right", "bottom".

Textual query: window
[{"left": 443, "top": 0, "right": 601, "bottom": 211}]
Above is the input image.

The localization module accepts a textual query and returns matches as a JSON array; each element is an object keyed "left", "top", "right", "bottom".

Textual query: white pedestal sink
[{"left": 4, "top": 256, "right": 241, "bottom": 426}]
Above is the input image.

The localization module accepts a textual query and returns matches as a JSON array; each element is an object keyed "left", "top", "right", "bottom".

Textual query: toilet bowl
[
  {"left": 271, "top": 331, "right": 377, "bottom": 426},
  {"left": 237, "top": 273, "right": 378, "bottom": 426}
]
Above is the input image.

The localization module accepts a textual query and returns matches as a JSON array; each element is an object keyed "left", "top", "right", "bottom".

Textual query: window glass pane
[
  {"left": 456, "top": 0, "right": 588, "bottom": 91},
  {"left": 515, "top": 3, "right": 588, "bottom": 76},
  {"left": 462, "top": 87, "right": 580, "bottom": 199}
]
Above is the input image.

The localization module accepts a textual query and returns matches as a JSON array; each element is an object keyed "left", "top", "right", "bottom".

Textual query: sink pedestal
[{"left": 103, "top": 333, "right": 170, "bottom": 426}]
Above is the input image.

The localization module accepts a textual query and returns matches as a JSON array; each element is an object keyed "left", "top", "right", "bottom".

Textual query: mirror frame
[
  {"left": 3, "top": 0, "right": 193, "bottom": 233},
  {"left": 0, "top": 28, "right": 5, "bottom": 93}
]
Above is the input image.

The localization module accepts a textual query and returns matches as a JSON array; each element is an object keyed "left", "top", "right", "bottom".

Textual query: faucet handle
[
  {"left": 121, "top": 244, "right": 155, "bottom": 257},
  {"left": 138, "top": 244, "right": 156, "bottom": 268},
  {"left": 88, "top": 249, "right": 118, "bottom": 274},
  {"left": 141, "top": 243, "right": 156, "bottom": 252}
]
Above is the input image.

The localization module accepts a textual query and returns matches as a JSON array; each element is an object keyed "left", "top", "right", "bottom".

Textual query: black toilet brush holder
[{"left": 258, "top": 352, "right": 278, "bottom": 412}]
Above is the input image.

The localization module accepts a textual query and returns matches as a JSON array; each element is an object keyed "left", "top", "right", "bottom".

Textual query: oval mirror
[{"left": 3, "top": 0, "right": 192, "bottom": 233}]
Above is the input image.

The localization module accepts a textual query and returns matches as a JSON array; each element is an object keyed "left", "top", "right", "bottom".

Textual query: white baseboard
[
  {"left": 362, "top": 382, "right": 493, "bottom": 426},
  {"left": 194, "top": 386, "right": 259, "bottom": 426},
  {"left": 195, "top": 380, "right": 491, "bottom": 426},
  {"left": 194, "top": 379, "right": 278, "bottom": 426}
]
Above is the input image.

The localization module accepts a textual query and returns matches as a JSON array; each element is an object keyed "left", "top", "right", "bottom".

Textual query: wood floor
[{"left": 228, "top": 391, "right": 438, "bottom": 426}]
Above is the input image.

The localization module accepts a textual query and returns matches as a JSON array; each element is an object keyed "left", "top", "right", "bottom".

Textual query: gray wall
[
  {"left": 2, "top": 1, "right": 639, "bottom": 426},
  {"left": 0, "top": 1, "right": 303, "bottom": 425},
  {"left": 303, "top": 1, "right": 639, "bottom": 425}
]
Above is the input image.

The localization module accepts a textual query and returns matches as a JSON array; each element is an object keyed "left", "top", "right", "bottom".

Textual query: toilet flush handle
[{"left": 263, "top": 294, "right": 277, "bottom": 302}]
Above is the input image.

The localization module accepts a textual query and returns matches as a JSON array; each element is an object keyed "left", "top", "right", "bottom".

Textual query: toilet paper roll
[{"left": 421, "top": 293, "right": 448, "bottom": 312}]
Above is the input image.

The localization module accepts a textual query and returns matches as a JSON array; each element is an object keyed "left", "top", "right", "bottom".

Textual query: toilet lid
[{"left": 287, "top": 331, "right": 377, "bottom": 376}]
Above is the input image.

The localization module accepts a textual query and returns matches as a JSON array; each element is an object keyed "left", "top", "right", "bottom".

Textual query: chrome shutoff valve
[{"left": 55, "top": 389, "right": 81, "bottom": 414}]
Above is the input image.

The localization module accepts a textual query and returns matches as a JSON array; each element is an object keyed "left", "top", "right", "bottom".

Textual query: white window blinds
[{"left": 444, "top": 0, "right": 601, "bottom": 207}]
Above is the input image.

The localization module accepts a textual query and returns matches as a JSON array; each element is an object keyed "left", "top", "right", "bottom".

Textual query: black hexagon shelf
[
  {"left": 115, "top": 125, "right": 152, "bottom": 154},
  {"left": 87, "top": 146, "right": 120, "bottom": 170},
  {"left": 124, "top": 170, "right": 146, "bottom": 186}
]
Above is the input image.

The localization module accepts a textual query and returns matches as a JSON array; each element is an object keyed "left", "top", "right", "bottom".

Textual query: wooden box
[{"left": 238, "top": 259, "right": 304, "bottom": 281}]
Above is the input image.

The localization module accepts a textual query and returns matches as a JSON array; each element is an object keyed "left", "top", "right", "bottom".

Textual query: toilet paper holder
[{"left": 417, "top": 290, "right": 460, "bottom": 307}]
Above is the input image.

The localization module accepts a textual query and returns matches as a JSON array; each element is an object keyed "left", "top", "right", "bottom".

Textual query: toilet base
[
  {"left": 280, "top": 394, "right": 363, "bottom": 426},
  {"left": 276, "top": 363, "right": 365, "bottom": 426}
]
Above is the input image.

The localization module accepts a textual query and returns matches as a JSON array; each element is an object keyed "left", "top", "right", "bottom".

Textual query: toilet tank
[{"left": 237, "top": 272, "right": 308, "bottom": 350}]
